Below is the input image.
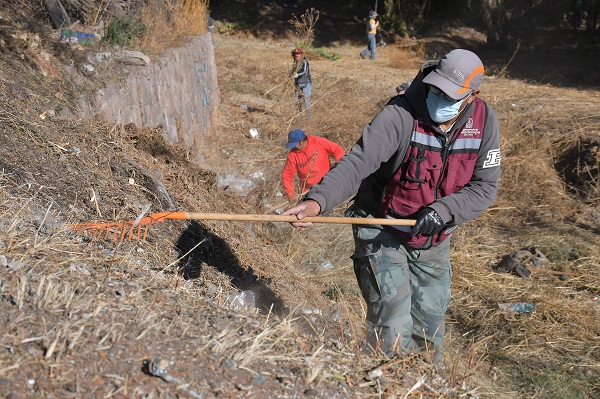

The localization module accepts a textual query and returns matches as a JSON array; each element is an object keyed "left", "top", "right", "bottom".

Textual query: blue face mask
[{"left": 426, "top": 89, "right": 464, "bottom": 123}]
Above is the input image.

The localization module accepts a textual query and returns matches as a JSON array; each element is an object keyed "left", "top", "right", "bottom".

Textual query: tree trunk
[
  {"left": 587, "top": 0, "right": 600, "bottom": 42},
  {"left": 481, "top": 0, "right": 507, "bottom": 48},
  {"left": 43, "top": 0, "right": 71, "bottom": 28}
]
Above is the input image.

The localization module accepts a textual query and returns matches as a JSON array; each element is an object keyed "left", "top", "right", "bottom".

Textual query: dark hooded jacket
[{"left": 303, "top": 60, "right": 501, "bottom": 230}]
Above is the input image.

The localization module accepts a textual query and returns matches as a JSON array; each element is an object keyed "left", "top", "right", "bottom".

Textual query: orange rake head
[{"left": 70, "top": 212, "right": 187, "bottom": 243}]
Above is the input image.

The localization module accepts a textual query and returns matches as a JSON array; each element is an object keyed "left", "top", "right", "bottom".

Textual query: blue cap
[{"left": 286, "top": 129, "right": 306, "bottom": 148}]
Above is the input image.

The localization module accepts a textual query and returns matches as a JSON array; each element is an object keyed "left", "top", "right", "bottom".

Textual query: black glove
[{"left": 411, "top": 207, "right": 445, "bottom": 237}]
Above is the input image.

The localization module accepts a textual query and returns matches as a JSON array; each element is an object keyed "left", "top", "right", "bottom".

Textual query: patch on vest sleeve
[{"left": 483, "top": 149, "right": 501, "bottom": 168}]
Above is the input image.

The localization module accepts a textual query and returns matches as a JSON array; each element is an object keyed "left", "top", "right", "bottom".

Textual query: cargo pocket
[
  {"left": 442, "top": 157, "right": 476, "bottom": 192},
  {"left": 353, "top": 253, "right": 382, "bottom": 305},
  {"left": 353, "top": 246, "right": 406, "bottom": 306}
]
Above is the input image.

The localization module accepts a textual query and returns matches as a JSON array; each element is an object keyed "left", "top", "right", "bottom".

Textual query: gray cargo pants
[{"left": 347, "top": 204, "right": 452, "bottom": 363}]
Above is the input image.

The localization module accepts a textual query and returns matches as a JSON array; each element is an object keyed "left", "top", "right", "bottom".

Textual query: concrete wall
[{"left": 79, "top": 33, "right": 219, "bottom": 162}]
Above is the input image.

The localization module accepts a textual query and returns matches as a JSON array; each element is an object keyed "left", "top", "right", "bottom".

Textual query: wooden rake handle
[
  {"left": 150, "top": 212, "right": 416, "bottom": 226},
  {"left": 69, "top": 212, "right": 416, "bottom": 243}
]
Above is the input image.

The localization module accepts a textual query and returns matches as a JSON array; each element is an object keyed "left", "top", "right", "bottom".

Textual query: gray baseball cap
[{"left": 422, "top": 49, "right": 484, "bottom": 100}]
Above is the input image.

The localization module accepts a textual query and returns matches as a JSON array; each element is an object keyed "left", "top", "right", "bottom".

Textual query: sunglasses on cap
[{"left": 428, "top": 85, "right": 471, "bottom": 102}]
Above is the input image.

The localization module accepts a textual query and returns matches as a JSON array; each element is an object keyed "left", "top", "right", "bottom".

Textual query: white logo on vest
[
  {"left": 483, "top": 149, "right": 501, "bottom": 168},
  {"left": 462, "top": 117, "right": 479, "bottom": 136}
]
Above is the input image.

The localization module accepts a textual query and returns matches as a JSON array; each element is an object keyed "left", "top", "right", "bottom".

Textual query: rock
[
  {"left": 114, "top": 50, "right": 150, "bottom": 66},
  {"left": 7, "top": 260, "right": 26, "bottom": 272},
  {"left": 494, "top": 246, "right": 549, "bottom": 278}
]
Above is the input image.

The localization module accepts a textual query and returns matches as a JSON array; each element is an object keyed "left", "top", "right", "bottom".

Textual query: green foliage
[
  {"left": 216, "top": 21, "right": 236, "bottom": 34},
  {"left": 103, "top": 18, "right": 147, "bottom": 47},
  {"left": 380, "top": 0, "right": 426, "bottom": 37},
  {"left": 322, "top": 284, "right": 346, "bottom": 301},
  {"left": 293, "top": 41, "right": 340, "bottom": 61},
  {"left": 311, "top": 47, "right": 341, "bottom": 61},
  {"left": 534, "top": 239, "right": 580, "bottom": 264},
  {"left": 520, "top": 366, "right": 594, "bottom": 399}
]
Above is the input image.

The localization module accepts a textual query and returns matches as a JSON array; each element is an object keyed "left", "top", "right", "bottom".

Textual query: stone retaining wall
[{"left": 78, "top": 33, "right": 219, "bottom": 162}]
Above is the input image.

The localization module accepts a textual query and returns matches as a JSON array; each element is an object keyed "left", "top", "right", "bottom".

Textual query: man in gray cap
[{"left": 283, "top": 49, "right": 501, "bottom": 364}]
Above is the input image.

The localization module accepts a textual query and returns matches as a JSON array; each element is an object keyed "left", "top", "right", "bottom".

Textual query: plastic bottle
[{"left": 498, "top": 302, "right": 536, "bottom": 313}]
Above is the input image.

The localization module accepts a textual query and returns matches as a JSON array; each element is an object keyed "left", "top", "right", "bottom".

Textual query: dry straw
[{"left": 141, "top": 0, "right": 209, "bottom": 52}]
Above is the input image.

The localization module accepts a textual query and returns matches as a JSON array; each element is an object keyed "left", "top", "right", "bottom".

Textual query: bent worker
[
  {"left": 283, "top": 49, "right": 501, "bottom": 363},
  {"left": 281, "top": 129, "right": 344, "bottom": 204}
]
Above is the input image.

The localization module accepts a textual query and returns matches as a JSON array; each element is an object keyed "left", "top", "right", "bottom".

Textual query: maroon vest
[{"left": 379, "top": 98, "right": 487, "bottom": 249}]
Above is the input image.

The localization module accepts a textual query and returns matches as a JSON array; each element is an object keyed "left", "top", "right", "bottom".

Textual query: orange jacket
[{"left": 281, "top": 136, "right": 345, "bottom": 200}]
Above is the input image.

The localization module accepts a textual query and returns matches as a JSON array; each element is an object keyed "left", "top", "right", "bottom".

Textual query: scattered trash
[
  {"left": 7, "top": 260, "right": 26, "bottom": 271},
  {"left": 329, "top": 304, "right": 340, "bottom": 321},
  {"left": 144, "top": 357, "right": 175, "bottom": 382},
  {"left": 498, "top": 302, "right": 536, "bottom": 314},
  {"left": 298, "top": 306, "right": 322, "bottom": 317},
  {"left": 223, "top": 359, "right": 237, "bottom": 369},
  {"left": 249, "top": 171, "right": 264, "bottom": 180},
  {"left": 263, "top": 192, "right": 287, "bottom": 215},
  {"left": 320, "top": 260, "right": 333, "bottom": 270},
  {"left": 327, "top": 338, "right": 344, "bottom": 350},
  {"left": 92, "top": 52, "right": 112, "bottom": 64},
  {"left": 205, "top": 284, "right": 218, "bottom": 296},
  {"left": 249, "top": 128, "right": 259, "bottom": 139},
  {"left": 83, "top": 64, "right": 94, "bottom": 72},
  {"left": 100, "top": 249, "right": 115, "bottom": 257},
  {"left": 251, "top": 373, "right": 266, "bottom": 385},
  {"left": 396, "top": 80, "right": 413, "bottom": 94},
  {"left": 217, "top": 173, "right": 256, "bottom": 195},
  {"left": 494, "top": 246, "right": 548, "bottom": 278},
  {"left": 367, "top": 367, "right": 383, "bottom": 381},
  {"left": 227, "top": 290, "right": 256, "bottom": 312},
  {"left": 69, "top": 262, "right": 91, "bottom": 275},
  {"left": 143, "top": 356, "right": 203, "bottom": 399},
  {"left": 60, "top": 29, "right": 95, "bottom": 45}
]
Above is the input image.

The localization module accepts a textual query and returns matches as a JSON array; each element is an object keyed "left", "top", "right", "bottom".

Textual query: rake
[{"left": 69, "top": 211, "right": 416, "bottom": 242}]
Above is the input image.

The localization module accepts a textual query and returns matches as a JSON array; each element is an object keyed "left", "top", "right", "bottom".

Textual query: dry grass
[
  {"left": 288, "top": 8, "right": 319, "bottom": 50},
  {"left": 206, "top": 32, "right": 600, "bottom": 398},
  {"left": 444, "top": 79, "right": 600, "bottom": 398},
  {"left": 1, "top": 4, "right": 600, "bottom": 397},
  {"left": 140, "top": 0, "right": 208, "bottom": 52}
]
